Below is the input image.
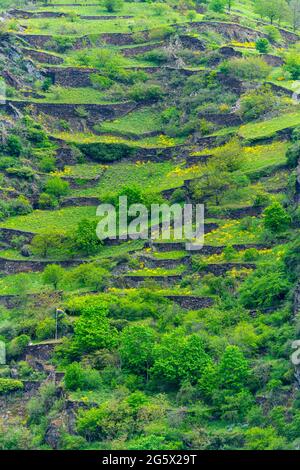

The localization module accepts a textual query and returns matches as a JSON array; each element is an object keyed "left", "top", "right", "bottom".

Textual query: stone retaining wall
[
  {"left": 197, "top": 262, "right": 256, "bottom": 277},
  {"left": 188, "top": 21, "right": 265, "bottom": 42},
  {"left": 262, "top": 54, "right": 284, "bottom": 67},
  {"left": 151, "top": 242, "right": 267, "bottom": 253},
  {"left": 45, "top": 66, "right": 98, "bottom": 87},
  {"left": 199, "top": 112, "right": 242, "bottom": 126},
  {"left": 0, "top": 257, "right": 83, "bottom": 275},
  {"left": 22, "top": 342, "right": 59, "bottom": 361},
  {"left": 121, "top": 42, "right": 164, "bottom": 57},
  {"left": 18, "top": 33, "right": 93, "bottom": 50},
  {"left": 139, "top": 255, "right": 189, "bottom": 269},
  {"left": 166, "top": 295, "right": 213, "bottom": 309},
  {"left": 4, "top": 100, "right": 136, "bottom": 121},
  {"left": 0, "top": 227, "right": 34, "bottom": 244},
  {"left": 118, "top": 274, "right": 182, "bottom": 287},
  {"left": 60, "top": 196, "right": 101, "bottom": 207}
]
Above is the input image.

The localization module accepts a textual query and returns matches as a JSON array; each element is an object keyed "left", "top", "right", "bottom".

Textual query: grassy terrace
[
  {"left": 99, "top": 107, "right": 162, "bottom": 136},
  {"left": 2, "top": 0, "right": 300, "bottom": 452},
  {"left": 0, "top": 206, "right": 96, "bottom": 233},
  {"left": 16, "top": 6, "right": 202, "bottom": 35},
  {"left": 67, "top": 161, "right": 202, "bottom": 198},
  {"left": 239, "top": 110, "right": 300, "bottom": 140},
  {"left": 28, "top": 87, "right": 124, "bottom": 104},
  {"left": 52, "top": 130, "right": 185, "bottom": 147}
]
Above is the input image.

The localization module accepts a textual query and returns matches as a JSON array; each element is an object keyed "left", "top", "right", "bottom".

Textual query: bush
[
  {"left": 0, "top": 378, "right": 23, "bottom": 394},
  {"left": 129, "top": 84, "right": 163, "bottom": 102},
  {"left": 255, "top": 38, "right": 270, "bottom": 53},
  {"left": 6, "top": 134, "right": 22, "bottom": 157},
  {"left": 104, "top": 0, "right": 123, "bottom": 12},
  {"left": 239, "top": 86, "right": 279, "bottom": 121},
  {"left": 286, "top": 141, "right": 300, "bottom": 168},
  {"left": 220, "top": 57, "right": 271, "bottom": 80},
  {"left": 36, "top": 318, "right": 56, "bottom": 341},
  {"left": 71, "top": 218, "right": 103, "bottom": 256},
  {"left": 239, "top": 267, "right": 291, "bottom": 309},
  {"left": 64, "top": 362, "right": 101, "bottom": 391},
  {"left": 7, "top": 334, "right": 30, "bottom": 359},
  {"left": 43, "top": 264, "right": 65, "bottom": 290},
  {"left": 284, "top": 51, "right": 300, "bottom": 80},
  {"left": 263, "top": 202, "right": 291, "bottom": 233},
  {"left": 209, "top": 0, "right": 226, "bottom": 12},
  {"left": 44, "top": 176, "right": 69, "bottom": 198}
]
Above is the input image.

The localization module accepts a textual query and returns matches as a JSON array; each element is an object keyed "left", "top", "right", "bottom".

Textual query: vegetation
[{"left": 0, "top": 0, "right": 300, "bottom": 454}]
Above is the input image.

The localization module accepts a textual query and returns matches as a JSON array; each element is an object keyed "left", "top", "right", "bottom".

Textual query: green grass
[
  {"left": 69, "top": 161, "right": 202, "bottom": 198},
  {"left": 34, "top": 86, "right": 120, "bottom": 104},
  {"left": 99, "top": 107, "right": 162, "bottom": 136},
  {"left": 238, "top": 111, "right": 300, "bottom": 140},
  {"left": 52, "top": 130, "right": 184, "bottom": 148},
  {"left": 0, "top": 272, "right": 46, "bottom": 295},
  {"left": 17, "top": 8, "right": 199, "bottom": 36},
  {"left": 0, "top": 206, "right": 97, "bottom": 233}
]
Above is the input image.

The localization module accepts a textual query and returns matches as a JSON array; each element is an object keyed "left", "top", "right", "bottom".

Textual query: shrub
[
  {"left": 239, "top": 86, "right": 278, "bottom": 121},
  {"left": 44, "top": 176, "right": 69, "bottom": 199},
  {"left": 209, "top": 0, "right": 226, "bottom": 12},
  {"left": 220, "top": 57, "right": 271, "bottom": 80},
  {"left": 263, "top": 202, "right": 291, "bottom": 233},
  {"left": 71, "top": 218, "right": 103, "bottom": 256},
  {"left": 286, "top": 141, "right": 300, "bottom": 168},
  {"left": 255, "top": 38, "right": 270, "bottom": 53},
  {"left": 0, "top": 378, "right": 23, "bottom": 394},
  {"left": 129, "top": 84, "right": 163, "bottom": 102},
  {"left": 36, "top": 318, "right": 56, "bottom": 341},
  {"left": 284, "top": 51, "right": 300, "bottom": 80},
  {"left": 104, "top": 0, "right": 123, "bottom": 12},
  {"left": 239, "top": 266, "right": 291, "bottom": 309},
  {"left": 43, "top": 264, "right": 65, "bottom": 290},
  {"left": 9, "top": 196, "right": 32, "bottom": 216},
  {"left": 64, "top": 362, "right": 101, "bottom": 391},
  {"left": 7, "top": 334, "right": 30, "bottom": 359},
  {"left": 39, "top": 155, "right": 56, "bottom": 173},
  {"left": 38, "top": 192, "right": 58, "bottom": 209},
  {"left": 6, "top": 134, "right": 22, "bottom": 157}
]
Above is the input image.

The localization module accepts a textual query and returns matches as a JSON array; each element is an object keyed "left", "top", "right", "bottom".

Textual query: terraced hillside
[{"left": 0, "top": 0, "right": 300, "bottom": 452}]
